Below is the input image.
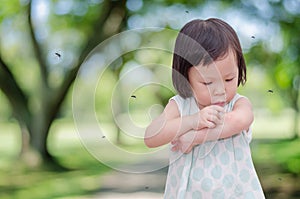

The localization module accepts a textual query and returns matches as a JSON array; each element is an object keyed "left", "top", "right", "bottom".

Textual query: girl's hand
[
  {"left": 171, "top": 131, "right": 198, "bottom": 154},
  {"left": 171, "top": 126, "right": 223, "bottom": 154},
  {"left": 192, "top": 105, "right": 224, "bottom": 130}
]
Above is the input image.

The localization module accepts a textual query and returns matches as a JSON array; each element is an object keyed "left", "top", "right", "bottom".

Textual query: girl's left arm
[{"left": 204, "top": 96, "right": 254, "bottom": 140}]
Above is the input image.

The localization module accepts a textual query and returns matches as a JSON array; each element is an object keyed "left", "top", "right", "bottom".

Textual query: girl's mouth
[{"left": 212, "top": 102, "right": 226, "bottom": 107}]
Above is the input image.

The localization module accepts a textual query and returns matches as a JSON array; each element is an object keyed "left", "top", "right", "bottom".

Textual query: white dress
[{"left": 164, "top": 93, "right": 265, "bottom": 199}]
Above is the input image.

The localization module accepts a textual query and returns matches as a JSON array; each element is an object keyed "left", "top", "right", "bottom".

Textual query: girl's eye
[
  {"left": 202, "top": 82, "right": 212, "bottom": 86},
  {"left": 225, "top": 78, "right": 234, "bottom": 82}
]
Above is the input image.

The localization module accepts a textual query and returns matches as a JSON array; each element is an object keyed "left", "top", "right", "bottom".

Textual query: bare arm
[
  {"left": 144, "top": 100, "right": 193, "bottom": 148},
  {"left": 144, "top": 99, "right": 224, "bottom": 148},
  {"left": 199, "top": 97, "right": 253, "bottom": 141},
  {"left": 173, "top": 97, "right": 254, "bottom": 153}
]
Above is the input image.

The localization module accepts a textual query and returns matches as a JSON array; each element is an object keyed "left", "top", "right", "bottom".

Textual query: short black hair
[{"left": 172, "top": 18, "right": 247, "bottom": 98}]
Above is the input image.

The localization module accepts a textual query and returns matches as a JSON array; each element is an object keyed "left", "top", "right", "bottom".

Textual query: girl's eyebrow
[
  {"left": 201, "top": 72, "right": 236, "bottom": 80},
  {"left": 224, "top": 72, "right": 237, "bottom": 77}
]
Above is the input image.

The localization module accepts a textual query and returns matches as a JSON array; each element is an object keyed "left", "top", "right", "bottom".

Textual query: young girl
[{"left": 144, "top": 18, "right": 265, "bottom": 198}]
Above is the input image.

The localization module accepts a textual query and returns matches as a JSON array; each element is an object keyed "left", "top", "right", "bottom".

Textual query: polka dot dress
[{"left": 164, "top": 94, "right": 265, "bottom": 199}]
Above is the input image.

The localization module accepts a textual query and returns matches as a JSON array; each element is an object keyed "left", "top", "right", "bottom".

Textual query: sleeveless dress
[{"left": 164, "top": 93, "right": 265, "bottom": 199}]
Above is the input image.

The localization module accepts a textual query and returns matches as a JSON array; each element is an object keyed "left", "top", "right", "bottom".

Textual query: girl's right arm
[{"left": 144, "top": 100, "right": 194, "bottom": 148}]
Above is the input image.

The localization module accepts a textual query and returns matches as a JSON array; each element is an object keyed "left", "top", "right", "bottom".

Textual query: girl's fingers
[
  {"left": 207, "top": 109, "right": 225, "bottom": 125},
  {"left": 208, "top": 115, "right": 218, "bottom": 123},
  {"left": 207, "top": 121, "right": 216, "bottom": 128},
  {"left": 171, "top": 145, "right": 178, "bottom": 151},
  {"left": 171, "top": 139, "right": 178, "bottom": 151},
  {"left": 213, "top": 114, "right": 224, "bottom": 124},
  {"left": 214, "top": 105, "right": 225, "bottom": 113}
]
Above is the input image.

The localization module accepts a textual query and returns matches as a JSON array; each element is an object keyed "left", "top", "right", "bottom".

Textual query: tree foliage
[
  {"left": 0, "top": 0, "right": 127, "bottom": 165},
  {"left": 244, "top": 1, "right": 300, "bottom": 137},
  {"left": 0, "top": 0, "right": 300, "bottom": 167}
]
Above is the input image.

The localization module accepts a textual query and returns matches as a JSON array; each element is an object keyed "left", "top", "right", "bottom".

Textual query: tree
[
  {"left": 0, "top": 0, "right": 127, "bottom": 165},
  {"left": 245, "top": 1, "right": 300, "bottom": 138},
  {"left": 2, "top": 0, "right": 299, "bottom": 168},
  {"left": 276, "top": 16, "right": 300, "bottom": 139}
]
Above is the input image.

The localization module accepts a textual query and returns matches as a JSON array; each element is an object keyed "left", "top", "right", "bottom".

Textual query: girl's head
[{"left": 172, "top": 18, "right": 246, "bottom": 106}]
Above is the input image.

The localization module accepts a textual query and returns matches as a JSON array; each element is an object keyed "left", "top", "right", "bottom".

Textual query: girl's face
[{"left": 188, "top": 50, "right": 238, "bottom": 109}]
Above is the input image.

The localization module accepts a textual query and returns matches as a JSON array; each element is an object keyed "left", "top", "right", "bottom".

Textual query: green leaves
[{"left": 0, "top": 0, "right": 23, "bottom": 21}]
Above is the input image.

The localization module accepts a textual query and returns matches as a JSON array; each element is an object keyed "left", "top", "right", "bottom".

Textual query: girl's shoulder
[
  {"left": 169, "top": 95, "right": 198, "bottom": 116},
  {"left": 162, "top": 96, "right": 182, "bottom": 119},
  {"left": 228, "top": 93, "right": 250, "bottom": 106},
  {"left": 169, "top": 94, "right": 186, "bottom": 105},
  {"left": 231, "top": 93, "right": 245, "bottom": 102},
  {"left": 225, "top": 93, "right": 252, "bottom": 113}
]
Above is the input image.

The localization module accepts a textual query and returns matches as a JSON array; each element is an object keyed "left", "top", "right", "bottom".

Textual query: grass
[
  {"left": 252, "top": 139, "right": 300, "bottom": 174},
  {"left": 0, "top": 144, "right": 111, "bottom": 199},
  {"left": 0, "top": 120, "right": 164, "bottom": 199},
  {"left": 251, "top": 139, "right": 300, "bottom": 199},
  {"left": 0, "top": 122, "right": 111, "bottom": 199}
]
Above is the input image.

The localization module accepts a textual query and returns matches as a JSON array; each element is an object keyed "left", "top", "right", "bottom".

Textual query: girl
[{"left": 144, "top": 18, "right": 265, "bottom": 198}]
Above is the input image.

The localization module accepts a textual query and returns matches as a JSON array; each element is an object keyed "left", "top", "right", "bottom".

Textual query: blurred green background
[{"left": 0, "top": 0, "right": 300, "bottom": 198}]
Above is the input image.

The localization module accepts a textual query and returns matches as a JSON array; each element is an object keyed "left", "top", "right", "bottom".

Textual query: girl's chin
[
  {"left": 212, "top": 102, "right": 226, "bottom": 107},
  {"left": 197, "top": 101, "right": 227, "bottom": 109}
]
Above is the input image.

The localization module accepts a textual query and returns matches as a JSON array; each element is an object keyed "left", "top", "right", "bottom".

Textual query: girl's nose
[{"left": 213, "top": 82, "right": 226, "bottom": 96}]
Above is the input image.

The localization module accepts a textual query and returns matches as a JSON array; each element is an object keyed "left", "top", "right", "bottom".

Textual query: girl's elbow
[
  {"left": 245, "top": 111, "right": 254, "bottom": 128},
  {"left": 144, "top": 129, "right": 157, "bottom": 148},
  {"left": 144, "top": 137, "right": 155, "bottom": 148},
  {"left": 144, "top": 134, "right": 162, "bottom": 148},
  {"left": 144, "top": 131, "right": 166, "bottom": 148},
  {"left": 239, "top": 112, "right": 254, "bottom": 131}
]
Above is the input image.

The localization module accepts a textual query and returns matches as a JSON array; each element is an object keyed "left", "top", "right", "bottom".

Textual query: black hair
[{"left": 172, "top": 18, "right": 247, "bottom": 98}]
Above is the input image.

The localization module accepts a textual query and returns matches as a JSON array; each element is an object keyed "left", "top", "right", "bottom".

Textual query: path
[
  {"left": 82, "top": 154, "right": 169, "bottom": 199},
  {"left": 93, "top": 168, "right": 167, "bottom": 199}
]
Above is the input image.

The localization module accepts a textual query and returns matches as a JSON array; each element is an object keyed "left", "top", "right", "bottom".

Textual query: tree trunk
[
  {"left": 30, "top": 124, "right": 50, "bottom": 161},
  {"left": 0, "top": 0, "right": 128, "bottom": 170},
  {"left": 291, "top": 89, "right": 299, "bottom": 139},
  {"left": 17, "top": 121, "right": 50, "bottom": 168},
  {"left": 26, "top": 117, "right": 67, "bottom": 170},
  {"left": 20, "top": 123, "right": 30, "bottom": 155},
  {"left": 292, "top": 110, "right": 299, "bottom": 139}
]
